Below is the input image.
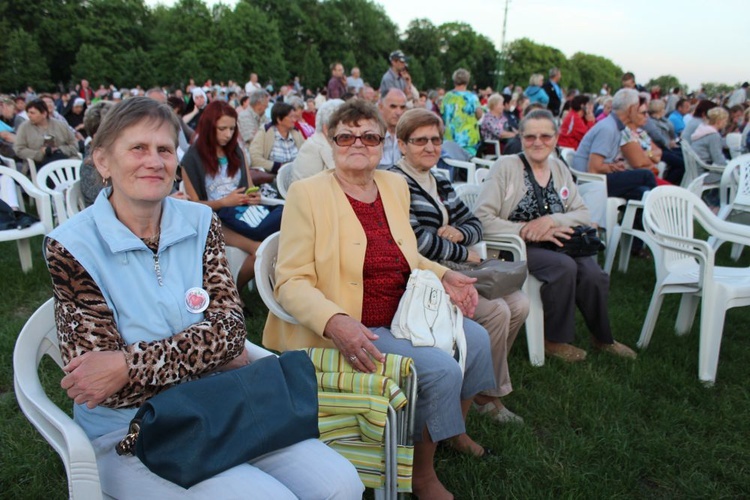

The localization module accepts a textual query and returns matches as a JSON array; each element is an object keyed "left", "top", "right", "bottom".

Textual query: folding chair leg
[{"left": 674, "top": 294, "right": 700, "bottom": 335}]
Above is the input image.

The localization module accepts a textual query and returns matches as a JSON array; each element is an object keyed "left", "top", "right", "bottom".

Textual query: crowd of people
[{"left": 3, "top": 50, "right": 749, "bottom": 499}]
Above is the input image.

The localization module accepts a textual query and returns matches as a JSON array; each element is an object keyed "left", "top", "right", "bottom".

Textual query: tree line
[{"left": 0, "top": 0, "right": 729, "bottom": 96}]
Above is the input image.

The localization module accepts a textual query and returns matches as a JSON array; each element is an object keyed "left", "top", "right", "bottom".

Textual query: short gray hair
[
  {"left": 519, "top": 108, "right": 558, "bottom": 135},
  {"left": 287, "top": 96, "right": 305, "bottom": 111},
  {"left": 248, "top": 89, "right": 269, "bottom": 107},
  {"left": 316, "top": 99, "right": 344, "bottom": 133},
  {"left": 452, "top": 68, "right": 470, "bottom": 86},
  {"left": 92, "top": 97, "right": 180, "bottom": 152},
  {"left": 549, "top": 67, "right": 560, "bottom": 79},
  {"left": 611, "top": 88, "right": 639, "bottom": 112}
]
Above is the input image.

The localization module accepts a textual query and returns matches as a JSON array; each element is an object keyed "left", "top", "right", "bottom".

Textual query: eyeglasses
[
  {"left": 521, "top": 133, "right": 555, "bottom": 145},
  {"left": 332, "top": 133, "right": 384, "bottom": 147},
  {"left": 407, "top": 136, "right": 443, "bottom": 146}
]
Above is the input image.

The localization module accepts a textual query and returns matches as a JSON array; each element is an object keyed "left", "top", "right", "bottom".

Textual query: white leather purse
[{"left": 391, "top": 269, "right": 467, "bottom": 373}]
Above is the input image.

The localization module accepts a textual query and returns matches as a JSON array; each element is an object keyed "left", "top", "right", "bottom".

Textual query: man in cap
[{"left": 379, "top": 50, "right": 408, "bottom": 96}]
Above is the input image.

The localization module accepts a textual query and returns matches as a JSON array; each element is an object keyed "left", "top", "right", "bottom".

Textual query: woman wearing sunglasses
[
  {"left": 390, "top": 108, "right": 529, "bottom": 425},
  {"left": 264, "top": 100, "right": 495, "bottom": 500},
  {"left": 475, "top": 109, "right": 636, "bottom": 363}
]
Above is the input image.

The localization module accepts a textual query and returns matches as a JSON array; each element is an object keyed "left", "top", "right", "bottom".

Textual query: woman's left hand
[
  {"left": 60, "top": 351, "right": 129, "bottom": 409},
  {"left": 437, "top": 225, "right": 464, "bottom": 243},
  {"left": 246, "top": 191, "right": 261, "bottom": 205},
  {"left": 442, "top": 270, "right": 478, "bottom": 318}
]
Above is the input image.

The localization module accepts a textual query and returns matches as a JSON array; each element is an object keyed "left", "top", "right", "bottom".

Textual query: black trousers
[{"left": 527, "top": 246, "right": 614, "bottom": 344}]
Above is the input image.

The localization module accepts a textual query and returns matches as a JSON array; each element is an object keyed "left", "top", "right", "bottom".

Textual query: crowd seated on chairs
[{"left": 5, "top": 58, "right": 750, "bottom": 499}]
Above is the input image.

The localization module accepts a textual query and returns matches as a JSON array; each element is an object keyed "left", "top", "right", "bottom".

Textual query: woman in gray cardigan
[{"left": 475, "top": 109, "right": 636, "bottom": 363}]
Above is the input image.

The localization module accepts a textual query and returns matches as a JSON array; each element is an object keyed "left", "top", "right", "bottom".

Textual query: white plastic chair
[
  {"left": 454, "top": 183, "right": 482, "bottom": 212},
  {"left": 14, "top": 298, "right": 273, "bottom": 500},
  {"left": 640, "top": 186, "right": 750, "bottom": 384},
  {"left": 0, "top": 166, "right": 53, "bottom": 272},
  {"left": 483, "top": 235, "right": 545, "bottom": 366},
  {"left": 35, "top": 159, "right": 81, "bottom": 226},
  {"left": 726, "top": 133, "right": 743, "bottom": 159},
  {"left": 681, "top": 140, "right": 723, "bottom": 189},
  {"left": 712, "top": 154, "right": 750, "bottom": 260},
  {"left": 275, "top": 162, "right": 294, "bottom": 199},
  {"left": 65, "top": 180, "right": 86, "bottom": 218},
  {"left": 443, "top": 158, "right": 476, "bottom": 185}
]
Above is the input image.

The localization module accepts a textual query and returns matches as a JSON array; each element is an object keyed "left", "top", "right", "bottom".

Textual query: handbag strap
[{"left": 518, "top": 153, "right": 550, "bottom": 215}]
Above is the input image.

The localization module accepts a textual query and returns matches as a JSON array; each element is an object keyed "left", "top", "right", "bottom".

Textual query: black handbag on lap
[
  {"left": 116, "top": 350, "right": 319, "bottom": 488},
  {"left": 518, "top": 154, "right": 604, "bottom": 258}
]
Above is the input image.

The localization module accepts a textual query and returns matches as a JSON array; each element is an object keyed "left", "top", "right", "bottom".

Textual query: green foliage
[
  {"left": 568, "top": 52, "right": 623, "bottom": 94},
  {"left": 503, "top": 38, "right": 567, "bottom": 90},
  {"left": 0, "top": 29, "right": 51, "bottom": 93},
  {"left": 71, "top": 44, "right": 114, "bottom": 87},
  {"left": 645, "top": 75, "right": 684, "bottom": 93},
  {"left": 700, "top": 82, "right": 734, "bottom": 97}
]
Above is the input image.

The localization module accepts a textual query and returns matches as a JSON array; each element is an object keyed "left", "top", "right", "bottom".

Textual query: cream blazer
[{"left": 262, "top": 169, "right": 448, "bottom": 351}]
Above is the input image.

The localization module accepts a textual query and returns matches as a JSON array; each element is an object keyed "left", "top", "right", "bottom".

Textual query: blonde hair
[
  {"left": 487, "top": 93, "right": 504, "bottom": 112},
  {"left": 706, "top": 107, "right": 728, "bottom": 126},
  {"left": 529, "top": 73, "right": 544, "bottom": 86}
]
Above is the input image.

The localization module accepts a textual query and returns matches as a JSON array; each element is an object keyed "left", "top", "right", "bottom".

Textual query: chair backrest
[
  {"left": 680, "top": 140, "right": 711, "bottom": 188},
  {"left": 65, "top": 180, "right": 86, "bottom": 218},
  {"left": 35, "top": 159, "right": 82, "bottom": 226},
  {"left": 719, "top": 154, "right": 750, "bottom": 211},
  {"left": 643, "top": 186, "right": 707, "bottom": 279},
  {"left": 559, "top": 147, "right": 576, "bottom": 167},
  {"left": 253, "top": 232, "right": 298, "bottom": 324},
  {"left": 276, "top": 162, "right": 294, "bottom": 199},
  {"left": 443, "top": 158, "right": 476, "bottom": 185},
  {"left": 454, "top": 183, "right": 483, "bottom": 212},
  {"left": 726, "top": 132, "right": 742, "bottom": 159}
]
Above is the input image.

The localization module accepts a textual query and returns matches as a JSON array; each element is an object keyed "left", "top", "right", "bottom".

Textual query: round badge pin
[{"left": 185, "top": 287, "right": 210, "bottom": 314}]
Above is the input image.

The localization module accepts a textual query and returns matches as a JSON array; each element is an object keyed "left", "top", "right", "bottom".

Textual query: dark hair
[
  {"left": 396, "top": 108, "right": 444, "bottom": 142},
  {"left": 240, "top": 95, "right": 250, "bottom": 107},
  {"left": 675, "top": 98, "right": 688, "bottom": 110},
  {"left": 692, "top": 100, "right": 717, "bottom": 119},
  {"left": 194, "top": 100, "right": 240, "bottom": 177},
  {"left": 621, "top": 72, "right": 635, "bottom": 82},
  {"left": 167, "top": 96, "right": 185, "bottom": 114},
  {"left": 270, "top": 101, "right": 294, "bottom": 126},
  {"left": 25, "top": 99, "right": 49, "bottom": 118},
  {"left": 570, "top": 95, "right": 590, "bottom": 112},
  {"left": 327, "top": 99, "right": 386, "bottom": 140},
  {"left": 92, "top": 97, "right": 180, "bottom": 152}
]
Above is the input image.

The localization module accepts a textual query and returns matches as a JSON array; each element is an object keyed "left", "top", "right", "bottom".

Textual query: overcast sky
[{"left": 146, "top": 0, "right": 748, "bottom": 90}]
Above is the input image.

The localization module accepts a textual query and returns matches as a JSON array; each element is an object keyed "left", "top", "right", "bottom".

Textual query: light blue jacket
[{"left": 47, "top": 189, "right": 213, "bottom": 439}]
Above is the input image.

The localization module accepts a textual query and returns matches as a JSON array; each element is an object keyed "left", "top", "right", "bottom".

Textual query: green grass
[{"left": 2, "top": 235, "right": 750, "bottom": 498}]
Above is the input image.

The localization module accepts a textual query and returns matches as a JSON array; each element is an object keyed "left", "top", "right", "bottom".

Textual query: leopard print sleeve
[{"left": 46, "top": 213, "right": 246, "bottom": 408}]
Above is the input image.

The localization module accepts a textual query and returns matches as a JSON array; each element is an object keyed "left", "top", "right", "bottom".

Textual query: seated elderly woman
[
  {"left": 44, "top": 97, "right": 361, "bottom": 498},
  {"left": 249, "top": 101, "right": 305, "bottom": 175},
  {"left": 691, "top": 107, "right": 729, "bottom": 170},
  {"left": 480, "top": 93, "right": 518, "bottom": 146},
  {"left": 289, "top": 98, "right": 344, "bottom": 183},
  {"left": 287, "top": 96, "right": 315, "bottom": 139},
  {"left": 264, "top": 99, "right": 495, "bottom": 500},
  {"left": 13, "top": 98, "right": 79, "bottom": 168},
  {"left": 390, "top": 108, "right": 529, "bottom": 424},
  {"left": 557, "top": 95, "right": 595, "bottom": 150},
  {"left": 475, "top": 109, "right": 637, "bottom": 363}
]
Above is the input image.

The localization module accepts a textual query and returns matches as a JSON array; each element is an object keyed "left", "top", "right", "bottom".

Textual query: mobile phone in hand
[{"left": 245, "top": 186, "right": 260, "bottom": 195}]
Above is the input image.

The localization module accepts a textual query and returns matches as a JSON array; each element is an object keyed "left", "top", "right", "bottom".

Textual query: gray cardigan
[{"left": 181, "top": 144, "right": 249, "bottom": 201}]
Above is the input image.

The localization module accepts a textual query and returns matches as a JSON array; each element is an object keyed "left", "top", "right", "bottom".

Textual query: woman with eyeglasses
[
  {"left": 475, "top": 109, "right": 636, "bottom": 363},
  {"left": 264, "top": 100, "right": 495, "bottom": 500},
  {"left": 389, "top": 108, "right": 529, "bottom": 425}
]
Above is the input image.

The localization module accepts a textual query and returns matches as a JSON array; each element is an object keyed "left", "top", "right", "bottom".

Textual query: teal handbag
[{"left": 116, "top": 350, "right": 319, "bottom": 488}]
